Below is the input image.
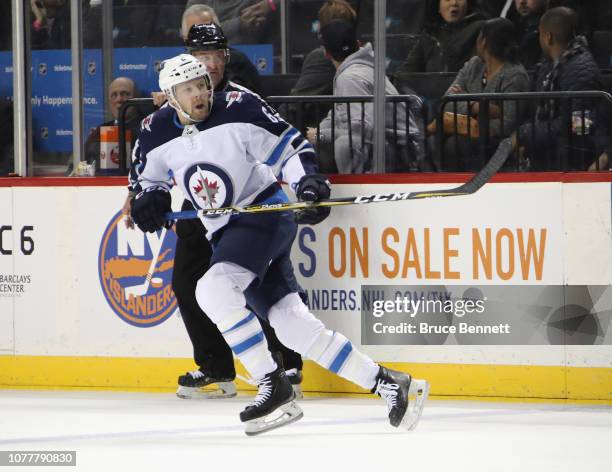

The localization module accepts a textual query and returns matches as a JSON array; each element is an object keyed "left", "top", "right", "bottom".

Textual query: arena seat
[
  {"left": 260, "top": 74, "right": 300, "bottom": 98},
  {"left": 393, "top": 72, "right": 455, "bottom": 100},
  {"left": 113, "top": 5, "right": 157, "bottom": 48},
  {"left": 592, "top": 31, "right": 612, "bottom": 69},
  {"left": 150, "top": 4, "right": 184, "bottom": 47},
  {"left": 287, "top": 0, "right": 325, "bottom": 73}
]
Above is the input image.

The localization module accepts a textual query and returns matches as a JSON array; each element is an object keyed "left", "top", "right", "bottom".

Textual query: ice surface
[{"left": 1, "top": 390, "right": 610, "bottom": 472}]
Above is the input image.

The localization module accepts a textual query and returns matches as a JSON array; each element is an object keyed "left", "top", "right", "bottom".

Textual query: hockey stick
[
  {"left": 165, "top": 138, "right": 513, "bottom": 221},
  {"left": 124, "top": 227, "right": 167, "bottom": 299}
]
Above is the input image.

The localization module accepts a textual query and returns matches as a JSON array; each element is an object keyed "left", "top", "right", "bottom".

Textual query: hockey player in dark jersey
[
  {"left": 163, "top": 23, "right": 307, "bottom": 399},
  {"left": 129, "top": 54, "right": 429, "bottom": 435}
]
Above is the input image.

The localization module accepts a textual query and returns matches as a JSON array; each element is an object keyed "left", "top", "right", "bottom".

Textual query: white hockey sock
[
  {"left": 306, "top": 330, "right": 379, "bottom": 391},
  {"left": 195, "top": 263, "right": 276, "bottom": 380},
  {"left": 217, "top": 309, "right": 277, "bottom": 380},
  {"left": 268, "top": 293, "right": 379, "bottom": 391}
]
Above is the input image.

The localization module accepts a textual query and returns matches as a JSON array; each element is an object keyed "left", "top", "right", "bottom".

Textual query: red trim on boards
[{"left": 0, "top": 172, "right": 610, "bottom": 188}]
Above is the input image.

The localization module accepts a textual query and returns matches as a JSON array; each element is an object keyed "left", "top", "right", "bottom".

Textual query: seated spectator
[
  {"left": 306, "top": 20, "right": 422, "bottom": 174},
  {"left": 514, "top": 7, "right": 604, "bottom": 170},
  {"left": 429, "top": 17, "right": 529, "bottom": 171},
  {"left": 181, "top": 4, "right": 263, "bottom": 95},
  {"left": 84, "top": 77, "right": 139, "bottom": 170},
  {"left": 185, "top": 0, "right": 278, "bottom": 45},
  {"left": 30, "top": 0, "right": 70, "bottom": 50},
  {"left": 506, "top": 0, "right": 548, "bottom": 70},
  {"left": 289, "top": 0, "right": 357, "bottom": 129},
  {"left": 396, "top": 0, "right": 488, "bottom": 74}
]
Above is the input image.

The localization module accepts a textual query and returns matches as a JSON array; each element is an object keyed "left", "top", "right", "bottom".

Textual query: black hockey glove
[
  {"left": 295, "top": 174, "right": 331, "bottom": 225},
  {"left": 131, "top": 186, "right": 173, "bottom": 233}
]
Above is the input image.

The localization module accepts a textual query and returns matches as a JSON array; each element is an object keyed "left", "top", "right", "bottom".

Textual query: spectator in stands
[
  {"left": 396, "top": 0, "right": 488, "bottom": 74},
  {"left": 306, "top": 20, "right": 421, "bottom": 174},
  {"left": 0, "top": 97, "right": 13, "bottom": 176},
  {"left": 428, "top": 17, "right": 529, "bottom": 171},
  {"left": 289, "top": 0, "right": 357, "bottom": 129},
  {"left": 30, "top": 0, "right": 70, "bottom": 50},
  {"left": 185, "top": 0, "right": 278, "bottom": 45},
  {"left": 513, "top": 7, "right": 604, "bottom": 170},
  {"left": 507, "top": 0, "right": 548, "bottom": 70},
  {"left": 84, "top": 77, "right": 139, "bottom": 168},
  {"left": 180, "top": 4, "right": 263, "bottom": 95}
]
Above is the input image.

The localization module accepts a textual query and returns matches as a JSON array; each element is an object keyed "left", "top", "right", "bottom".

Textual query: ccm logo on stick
[{"left": 355, "top": 193, "right": 410, "bottom": 204}]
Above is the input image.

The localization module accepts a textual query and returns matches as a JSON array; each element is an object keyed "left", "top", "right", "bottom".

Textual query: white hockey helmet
[{"left": 158, "top": 53, "right": 213, "bottom": 122}]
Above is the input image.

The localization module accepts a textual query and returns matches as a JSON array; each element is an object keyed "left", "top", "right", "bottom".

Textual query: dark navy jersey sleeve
[{"left": 128, "top": 106, "right": 181, "bottom": 193}]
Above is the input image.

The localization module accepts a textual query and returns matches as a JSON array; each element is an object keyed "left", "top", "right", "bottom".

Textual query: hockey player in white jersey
[{"left": 129, "top": 53, "right": 429, "bottom": 435}]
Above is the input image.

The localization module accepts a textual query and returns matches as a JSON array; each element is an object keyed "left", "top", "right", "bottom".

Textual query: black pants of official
[{"left": 172, "top": 201, "right": 303, "bottom": 379}]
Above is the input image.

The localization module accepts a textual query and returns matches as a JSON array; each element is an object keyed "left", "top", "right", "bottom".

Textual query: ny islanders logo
[{"left": 98, "top": 211, "right": 178, "bottom": 327}]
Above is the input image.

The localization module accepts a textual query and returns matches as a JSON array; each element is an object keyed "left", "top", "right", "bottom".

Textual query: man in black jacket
[{"left": 515, "top": 7, "right": 604, "bottom": 170}]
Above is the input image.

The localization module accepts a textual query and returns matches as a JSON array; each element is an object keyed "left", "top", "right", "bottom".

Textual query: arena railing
[
  {"left": 118, "top": 95, "right": 427, "bottom": 174},
  {"left": 266, "top": 95, "right": 426, "bottom": 174},
  {"left": 118, "top": 92, "right": 612, "bottom": 174},
  {"left": 435, "top": 91, "right": 612, "bottom": 172}
]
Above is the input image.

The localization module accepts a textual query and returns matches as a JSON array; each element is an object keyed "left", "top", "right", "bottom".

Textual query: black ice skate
[
  {"left": 239, "top": 366, "right": 303, "bottom": 436},
  {"left": 176, "top": 369, "right": 237, "bottom": 399},
  {"left": 373, "top": 366, "right": 429, "bottom": 430},
  {"left": 271, "top": 351, "right": 304, "bottom": 400},
  {"left": 286, "top": 368, "right": 304, "bottom": 400}
]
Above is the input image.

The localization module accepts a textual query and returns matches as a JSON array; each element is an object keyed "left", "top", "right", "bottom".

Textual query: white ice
[{"left": 1, "top": 390, "right": 611, "bottom": 472}]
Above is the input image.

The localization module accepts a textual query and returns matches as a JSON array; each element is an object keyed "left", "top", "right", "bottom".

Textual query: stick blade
[{"left": 407, "top": 138, "right": 513, "bottom": 200}]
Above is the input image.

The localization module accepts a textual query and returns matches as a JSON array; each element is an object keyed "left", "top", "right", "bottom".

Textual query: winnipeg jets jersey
[{"left": 129, "top": 91, "right": 317, "bottom": 237}]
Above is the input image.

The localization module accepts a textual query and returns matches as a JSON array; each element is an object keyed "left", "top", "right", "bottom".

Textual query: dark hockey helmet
[{"left": 185, "top": 23, "right": 230, "bottom": 61}]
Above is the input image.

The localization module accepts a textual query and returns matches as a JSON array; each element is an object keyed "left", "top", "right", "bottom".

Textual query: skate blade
[
  {"left": 176, "top": 382, "right": 237, "bottom": 400},
  {"left": 400, "top": 379, "right": 429, "bottom": 431},
  {"left": 244, "top": 401, "right": 304, "bottom": 436}
]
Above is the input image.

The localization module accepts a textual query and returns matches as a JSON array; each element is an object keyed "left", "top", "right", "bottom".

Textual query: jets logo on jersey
[
  {"left": 193, "top": 176, "right": 220, "bottom": 206},
  {"left": 184, "top": 163, "right": 234, "bottom": 216},
  {"left": 226, "top": 91, "right": 244, "bottom": 108},
  {"left": 98, "top": 211, "right": 178, "bottom": 327},
  {"left": 141, "top": 113, "right": 154, "bottom": 132}
]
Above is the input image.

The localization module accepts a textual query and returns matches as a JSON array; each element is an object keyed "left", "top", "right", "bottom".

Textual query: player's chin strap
[
  {"left": 168, "top": 99, "right": 204, "bottom": 124},
  {"left": 165, "top": 138, "right": 513, "bottom": 221}
]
